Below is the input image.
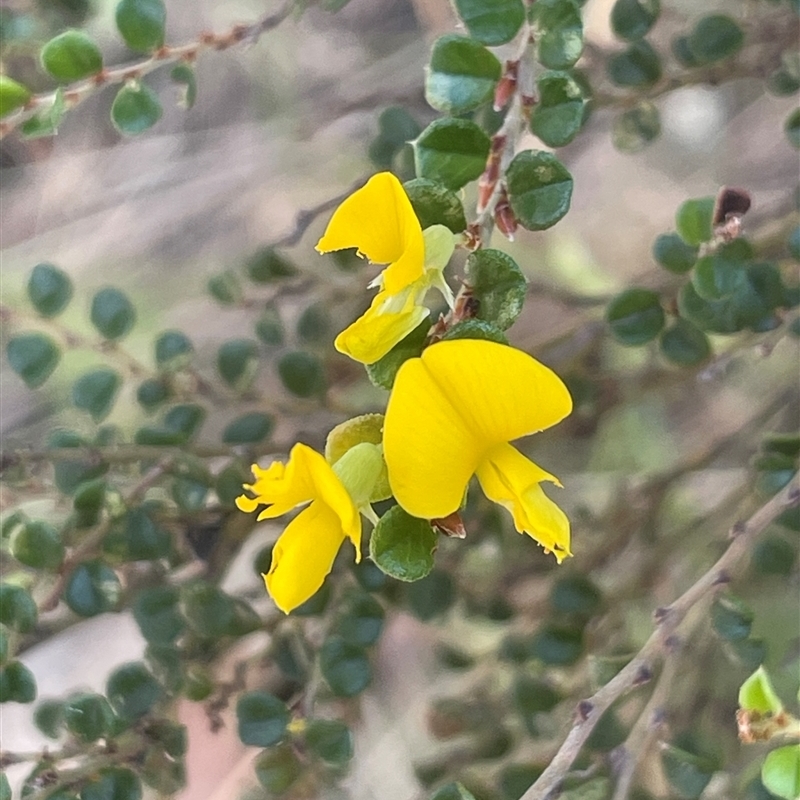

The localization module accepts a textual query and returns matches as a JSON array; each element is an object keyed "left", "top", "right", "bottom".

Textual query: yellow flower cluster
[{"left": 237, "top": 173, "right": 573, "bottom": 613}]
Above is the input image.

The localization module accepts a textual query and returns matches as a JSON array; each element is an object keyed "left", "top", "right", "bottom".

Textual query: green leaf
[
  {"left": 0, "top": 583, "right": 37, "bottom": 632},
  {"left": 79, "top": 768, "right": 142, "bottom": 800},
  {"left": 254, "top": 746, "right": 301, "bottom": 794},
  {"left": 0, "top": 661, "right": 37, "bottom": 703},
  {"left": 7, "top": 333, "right": 61, "bottom": 388},
  {"left": 607, "top": 40, "right": 661, "bottom": 86},
  {"left": 753, "top": 535, "right": 798, "bottom": 573},
  {"left": 111, "top": 82, "right": 162, "bottom": 136},
  {"left": 20, "top": 88, "right": 67, "bottom": 138},
  {"left": 453, "top": 0, "right": 525, "bottom": 46},
  {"left": 425, "top": 35, "right": 501, "bottom": 115},
  {"left": 369, "top": 107, "right": 421, "bottom": 168},
  {"left": 499, "top": 766, "right": 545, "bottom": 800},
  {"left": 405, "top": 569, "right": 455, "bottom": 620},
  {"left": 529, "top": 625, "right": 583, "bottom": 665},
  {"left": 72, "top": 368, "right": 122, "bottom": 422},
  {"left": 0, "top": 631, "right": 7, "bottom": 664},
  {"left": 529, "top": 0, "right": 584, "bottom": 70},
  {"left": 365, "top": 319, "right": 428, "bottom": 390},
  {"left": 217, "top": 339, "right": 258, "bottom": 389},
  {"left": 104, "top": 507, "right": 170, "bottom": 562},
  {"left": 207, "top": 270, "right": 242, "bottom": 304},
  {"left": 0, "top": 774, "right": 8, "bottom": 800},
  {"left": 687, "top": 14, "right": 744, "bottom": 64},
  {"left": 277, "top": 351, "right": 324, "bottom": 397},
  {"left": 65, "top": 560, "right": 121, "bottom": 617},
  {"left": 430, "top": 783, "right": 477, "bottom": 800},
  {"left": 180, "top": 581, "right": 239, "bottom": 638},
  {"left": 106, "top": 661, "right": 162, "bottom": 720},
  {"left": 41, "top": 30, "right": 103, "bottom": 82},
  {"left": 49, "top": 429, "right": 109, "bottom": 494},
  {"left": 320, "top": 635, "right": 371, "bottom": 696},
  {"left": 506, "top": 149, "right": 573, "bottom": 230},
  {"left": 404, "top": 178, "right": 467, "bottom": 232},
  {"left": 661, "top": 744, "right": 715, "bottom": 799},
  {"left": 692, "top": 244, "right": 750, "bottom": 300},
  {"left": 786, "top": 108, "right": 800, "bottom": 148},
  {"left": 236, "top": 691, "right": 289, "bottom": 747},
  {"left": 216, "top": 460, "right": 251, "bottom": 509},
  {"left": 115, "top": 0, "right": 165, "bottom": 52},
  {"left": 222, "top": 412, "right": 274, "bottom": 445},
  {"left": 170, "top": 63, "right": 196, "bottom": 109},
  {"left": 514, "top": 675, "right": 561, "bottom": 734},
  {"left": 465, "top": 249, "right": 526, "bottom": 330},
  {"left": 612, "top": 100, "right": 661, "bottom": 152},
  {"left": 155, "top": 330, "right": 193, "bottom": 368},
  {"left": 413, "top": 117, "right": 490, "bottom": 190},
  {"left": 34, "top": 699, "right": 64, "bottom": 738},
  {"left": 63, "top": 692, "right": 114, "bottom": 741},
  {"left": 297, "top": 302, "right": 331, "bottom": 343},
  {"left": 28, "top": 262, "right": 73, "bottom": 317},
  {"left": 788, "top": 226, "right": 800, "bottom": 260},
  {"left": 305, "top": 719, "right": 354, "bottom": 766},
  {"left": 659, "top": 319, "right": 711, "bottom": 367},
  {"left": 10, "top": 520, "right": 64, "bottom": 570},
  {"left": 606, "top": 288, "right": 664, "bottom": 345},
  {"left": 653, "top": 232, "right": 698, "bottom": 273},
  {"left": 530, "top": 70, "right": 586, "bottom": 147},
  {"left": 440, "top": 318, "right": 508, "bottom": 344},
  {"left": 762, "top": 745, "right": 800, "bottom": 800},
  {"left": 133, "top": 586, "right": 184, "bottom": 644},
  {"left": 672, "top": 35, "right": 701, "bottom": 68},
  {"left": 610, "top": 0, "right": 659, "bottom": 40},
  {"left": 90, "top": 287, "right": 136, "bottom": 339},
  {"left": 0, "top": 74, "right": 30, "bottom": 118},
  {"left": 335, "top": 593, "right": 385, "bottom": 647},
  {"left": 739, "top": 666, "right": 784, "bottom": 714},
  {"left": 550, "top": 575, "right": 602, "bottom": 617},
  {"left": 370, "top": 505, "right": 437, "bottom": 582},
  {"left": 711, "top": 593, "right": 754, "bottom": 641},
  {"left": 246, "top": 247, "right": 297, "bottom": 283},
  {"left": 676, "top": 196, "right": 715, "bottom": 246},
  {"left": 163, "top": 403, "right": 205, "bottom": 440},
  {"left": 767, "top": 68, "right": 800, "bottom": 96},
  {"left": 255, "top": 306, "right": 285, "bottom": 345},
  {"left": 136, "top": 378, "right": 169, "bottom": 411},
  {"left": 732, "top": 637, "right": 767, "bottom": 672}
]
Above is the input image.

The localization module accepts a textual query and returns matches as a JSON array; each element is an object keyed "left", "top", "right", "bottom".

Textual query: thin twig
[{"left": 519, "top": 476, "right": 799, "bottom": 800}]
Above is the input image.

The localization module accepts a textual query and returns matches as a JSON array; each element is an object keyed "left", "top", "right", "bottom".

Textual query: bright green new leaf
[
  {"left": 676, "top": 197, "right": 715, "bottom": 246},
  {"left": 739, "top": 666, "right": 784, "bottom": 714},
  {"left": 0, "top": 75, "right": 30, "bottom": 118},
  {"left": 41, "top": 30, "right": 103, "bottom": 82},
  {"left": 762, "top": 745, "right": 800, "bottom": 800}
]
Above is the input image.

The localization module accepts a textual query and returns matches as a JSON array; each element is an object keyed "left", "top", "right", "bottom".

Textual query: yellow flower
[
  {"left": 316, "top": 172, "right": 455, "bottom": 364},
  {"left": 237, "top": 442, "right": 382, "bottom": 613},
  {"left": 383, "top": 339, "right": 574, "bottom": 561}
]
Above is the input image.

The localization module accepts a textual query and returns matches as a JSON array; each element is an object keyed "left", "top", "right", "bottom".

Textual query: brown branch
[{"left": 519, "top": 476, "right": 800, "bottom": 800}]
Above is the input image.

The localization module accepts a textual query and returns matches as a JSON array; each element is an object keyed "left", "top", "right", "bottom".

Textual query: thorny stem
[
  {"left": 0, "top": 0, "right": 297, "bottom": 139},
  {"left": 519, "top": 476, "right": 800, "bottom": 800}
]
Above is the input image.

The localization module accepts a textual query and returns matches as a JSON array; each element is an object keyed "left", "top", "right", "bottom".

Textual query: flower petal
[
  {"left": 476, "top": 442, "right": 571, "bottom": 562},
  {"left": 334, "top": 291, "right": 429, "bottom": 365},
  {"left": 264, "top": 500, "right": 355, "bottom": 613},
  {"left": 384, "top": 353, "right": 482, "bottom": 519},
  {"left": 316, "top": 172, "right": 424, "bottom": 294}
]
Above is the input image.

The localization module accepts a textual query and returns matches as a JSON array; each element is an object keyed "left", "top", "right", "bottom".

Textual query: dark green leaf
[
  {"left": 612, "top": 100, "right": 661, "bottom": 152},
  {"left": 133, "top": 586, "right": 184, "bottom": 644},
  {"left": 453, "top": 0, "right": 525, "bottom": 46},
  {"left": 180, "top": 581, "right": 239, "bottom": 638},
  {"left": 440, "top": 318, "right": 508, "bottom": 344},
  {"left": 607, "top": 40, "right": 661, "bottom": 87},
  {"left": 693, "top": 251, "right": 747, "bottom": 301},
  {"left": 10, "top": 520, "right": 64, "bottom": 570},
  {"left": 732, "top": 637, "right": 767, "bottom": 671},
  {"left": 661, "top": 744, "right": 715, "bottom": 799},
  {"left": 7, "top": 333, "right": 60, "bottom": 388},
  {"left": 550, "top": 575, "right": 602, "bottom": 617},
  {"left": 499, "top": 765, "right": 545, "bottom": 800},
  {"left": 155, "top": 330, "right": 193, "bottom": 367},
  {"left": 170, "top": 63, "right": 196, "bottom": 109},
  {"left": 586, "top": 710, "right": 627, "bottom": 752},
  {"left": 406, "top": 569, "right": 455, "bottom": 620},
  {"left": 49, "top": 429, "right": 108, "bottom": 494},
  {"left": 236, "top": 691, "right": 289, "bottom": 747},
  {"left": 506, "top": 149, "right": 573, "bottom": 230},
  {"left": 677, "top": 283, "right": 739, "bottom": 334},
  {"left": 207, "top": 270, "right": 242, "bottom": 304},
  {"left": 0, "top": 661, "right": 36, "bottom": 703},
  {"left": 222, "top": 412, "right": 274, "bottom": 445},
  {"left": 404, "top": 178, "right": 467, "bottom": 232},
  {"left": 0, "top": 583, "right": 37, "bottom": 632},
  {"left": 530, "top": 0, "right": 584, "bottom": 70},
  {"left": 653, "top": 232, "right": 697, "bottom": 273},
  {"left": 136, "top": 378, "right": 169, "bottom": 411},
  {"left": 530, "top": 70, "right": 586, "bottom": 147},
  {"left": 41, "top": 30, "right": 102, "bottom": 82},
  {"left": 63, "top": 692, "right": 114, "bottom": 741},
  {"left": 34, "top": 699, "right": 64, "bottom": 738},
  {"left": 369, "top": 107, "right": 421, "bottom": 168},
  {"left": 0, "top": 630, "right": 9, "bottom": 664},
  {"left": 0, "top": 74, "right": 30, "bottom": 118},
  {"left": 335, "top": 593, "right": 385, "bottom": 647},
  {"left": 786, "top": 108, "right": 800, "bottom": 148},
  {"left": 111, "top": 82, "right": 162, "bottom": 136},
  {"left": 320, "top": 636, "right": 371, "bottom": 697},
  {"left": 216, "top": 460, "right": 250, "bottom": 508},
  {"left": 514, "top": 675, "right": 560, "bottom": 734},
  {"left": 27, "top": 263, "right": 73, "bottom": 317},
  {"left": 414, "top": 117, "right": 491, "bottom": 190},
  {"left": 163, "top": 403, "right": 205, "bottom": 439},
  {"left": 90, "top": 287, "right": 136, "bottom": 339},
  {"left": 529, "top": 625, "right": 583, "bottom": 665},
  {"left": 687, "top": 14, "right": 744, "bottom": 64},
  {"left": 277, "top": 350, "right": 324, "bottom": 397},
  {"left": 106, "top": 661, "right": 162, "bottom": 720},
  {"left": 606, "top": 287, "right": 665, "bottom": 345},
  {"left": 104, "top": 508, "right": 170, "bottom": 562},
  {"left": 752, "top": 535, "right": 797, "bottom": 574},
  {"left": 254, "top": 305, "right": 284, "bottom": 345},
  {"left": 246, "top": 247, "right": 297, "bottom": 282},
  {"left": 183, "top": 665, "right": 213, "bottom": 701},
  {"left": 425, "top": 35, "right": 502, "bottom": 115},
  {"left": 672, "top": 35, "right": 701, "bottom": 68},
  {"left": 72, "top": 369, "right": 121, "bottom": 422},
  {"left": 297, "top": 302, "right": 331, "bottom": 343},
  {"left": 115, "top": 0, "right": 166, "bottom": 53},
  {"left": 305, "top": 719, "right": 354, "bottom": 765},
  {"left": 217, "top": 339, "right": 258, "bottom": 389},
  {"left": 370, "top": 505, "right": 437, "bottom": 582},
  {"left": 767, "top": 68, "right": 800, "bottom": 96},
  {"left": 610, "top": 0, "right": 659, "bottom": 40},
  {"left": 254, "top": 746, "right": 301, "bottom": 793},
  {"left": 465, "top": 248, "right": 526, "bottom": 329},
  {"left": 64, "top": 560, "right": 121, "bottom": 617},
  {"left": 365, "top": 319, "right": 428, "bottom": 389},
  {"left": 711, "top": 593, "right": 753, "bottom": 641},
  {"left": 79, "top": 768, "right": 142, "bottom": 800},
  {"left": 659, "top": 319, "right": 711, "bottom": 366}
]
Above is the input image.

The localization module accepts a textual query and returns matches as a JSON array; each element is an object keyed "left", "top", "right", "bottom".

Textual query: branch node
[
  {"left": 712, "top": 570, "right": 731, "bottom": 587},
  {"left": 730, "top": 520, "right": 747, "bottom": 537},
  {"left": 633, "top": 663, "right": 653, "bottom": 686},
  {"left": 576, "top": 699, "right": 594, "bottom": 721}
]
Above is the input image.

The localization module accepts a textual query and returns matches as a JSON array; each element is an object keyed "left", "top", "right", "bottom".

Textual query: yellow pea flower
[
  {"left": 316, "top": 172, "right": 455, "bottom": 364},
  {"left": 236, "top": 442, "right": 383, "bottom": 613},
  {"left": 383, "top": 339, "right": 574, "bottom": 562}
]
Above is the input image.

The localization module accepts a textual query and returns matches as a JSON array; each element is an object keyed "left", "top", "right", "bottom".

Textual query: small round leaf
[
  {"left": 465, "top": 249, "right": 526, "bottom": 330},
  {"left": 305, "top": 719, "right": 353, "bottom": 766},
  {"left": 506, "top": 149, "right": 573, "bottom": 231},
  {"left": 661, "top": 744, "right": 715, "bottom": 799},
  {"left": 28, "top": 263, "right": 73, "bottom": 317},
  {"left": 611, "top": 0, "right": 660, "bottom": 41},
  {"left": 711, "top": 593, "right": 754, "bottom": 641},
  {"left": 687, "top": 15, "right": 744, "bottom": 64},
  {"left": 79, "top": 768, "right": 142, "bottom": 800},
  {"left": 254, "top": 746, "right": 301, "bottom": 794},
  {"left": 115, "top": 0, "right": 166, "bottom": 53},
  {"left": 0, "top": 75, "right": 31, "bottom": 118},
  {"left": 7, "top": 333, "right": 60, "bottom": 388},
  {"left": 405, "top": 569, "right": 455, "bottom": 620},
  {"left": 103, "top": 507, "right": 170, "bottom": 562},
  {"left": 63, "top": 693, "right": 114, "bottom": 741},
  {"left": 72, "top": 369, "right": 121, "bottom": 422},
  {"left": 0, "top": 661, "right": 37, "bottom": 703},
  {"left": 762, "top": 745, "right": 800, "bottom": 800},
  {"left": 335, "top": 593, "right": 385, "bottom": 647},
  {"left": 365, "top": 320, "right": 428, "bottom": 390},
  {"left": 90, "top": 287, "right": 136, "bottom": 339},
  {"left": 155, "top": 330, "right": 193, "bottom": 367},
  {"left": 10, "top": 520, "right": 64, "bottom": 571},
  {"left": 611, "top": 100, "right": 661, "bottom": 152},
  {"left": 529, "top": 626, "right": 583, "bottom": 665},
  {"left": 530, "top": 70, "right": 586, "bottom": 147},
  {"left": 222, "top": 412, "right": 274, "bottom": 445},
  {"left": 404, "top": 178, "right": 467, "bottom": 232},
  {"left": 320, "top": 636, "right": 371, "bottom": 697},
  {"left": 246, "top": 248, "right": 297, "bottom": 283},
  {"left": 65, "top": 560, "right": 121, "bottom": 617},
  {"left": 133, "top": 586, "right": 184, "bottom": 644},
  {"left": 739, "top": 666, "right": 784, "bottom": 714},
  {"left": 676, "top": 197, "right": 715, "bottom": 246},
  {"left": 653, "top": 232, "right": 697, "bottom": 273},
  {"left": 0, "top": 584, "right": 37, "bottom": 633},
  {"left": 111, "top": 82, "right": 162, "bottom": 136},
  {"left": 659, "top": 319, "right": 711, "bottom": 366},
  {"left": 136, "top": 378, "right": 169, "bottom": 411},
  {"left": 217, "top": 339, "right": 258, "bottom": 389},
  {"left": 607, "top": 40, "right": 662, "bottom": 87},
  {"left": 106, "top": 662, "right": 162, "bottom": 720},
  {"left": 370, "top": 505, "right": 437, "bottom": 582},
  {"left": 41, "top": 30, "right": 103, "bottom": 82},
  {"left": 236, "top": 691, "right": 289, "bottom": 747},
  {"left": 453, "top": 0, "right": 525, "bottom": 46},
  {"left": 607, "top": 288, "right": 664, "bottom": 345},
  {"left": 413, "top": 117, "right": 490, "bottom": 190},
  {"left": 530, "top": 0, "right": 584, "bottom": 70},
  {"left": 277, "top": 351, "right": 324, "bottom": 397}
]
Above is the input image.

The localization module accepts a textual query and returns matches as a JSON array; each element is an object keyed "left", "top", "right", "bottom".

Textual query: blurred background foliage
[{"left": 0, "top": 0, "right": 798, "bottom": 799}]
